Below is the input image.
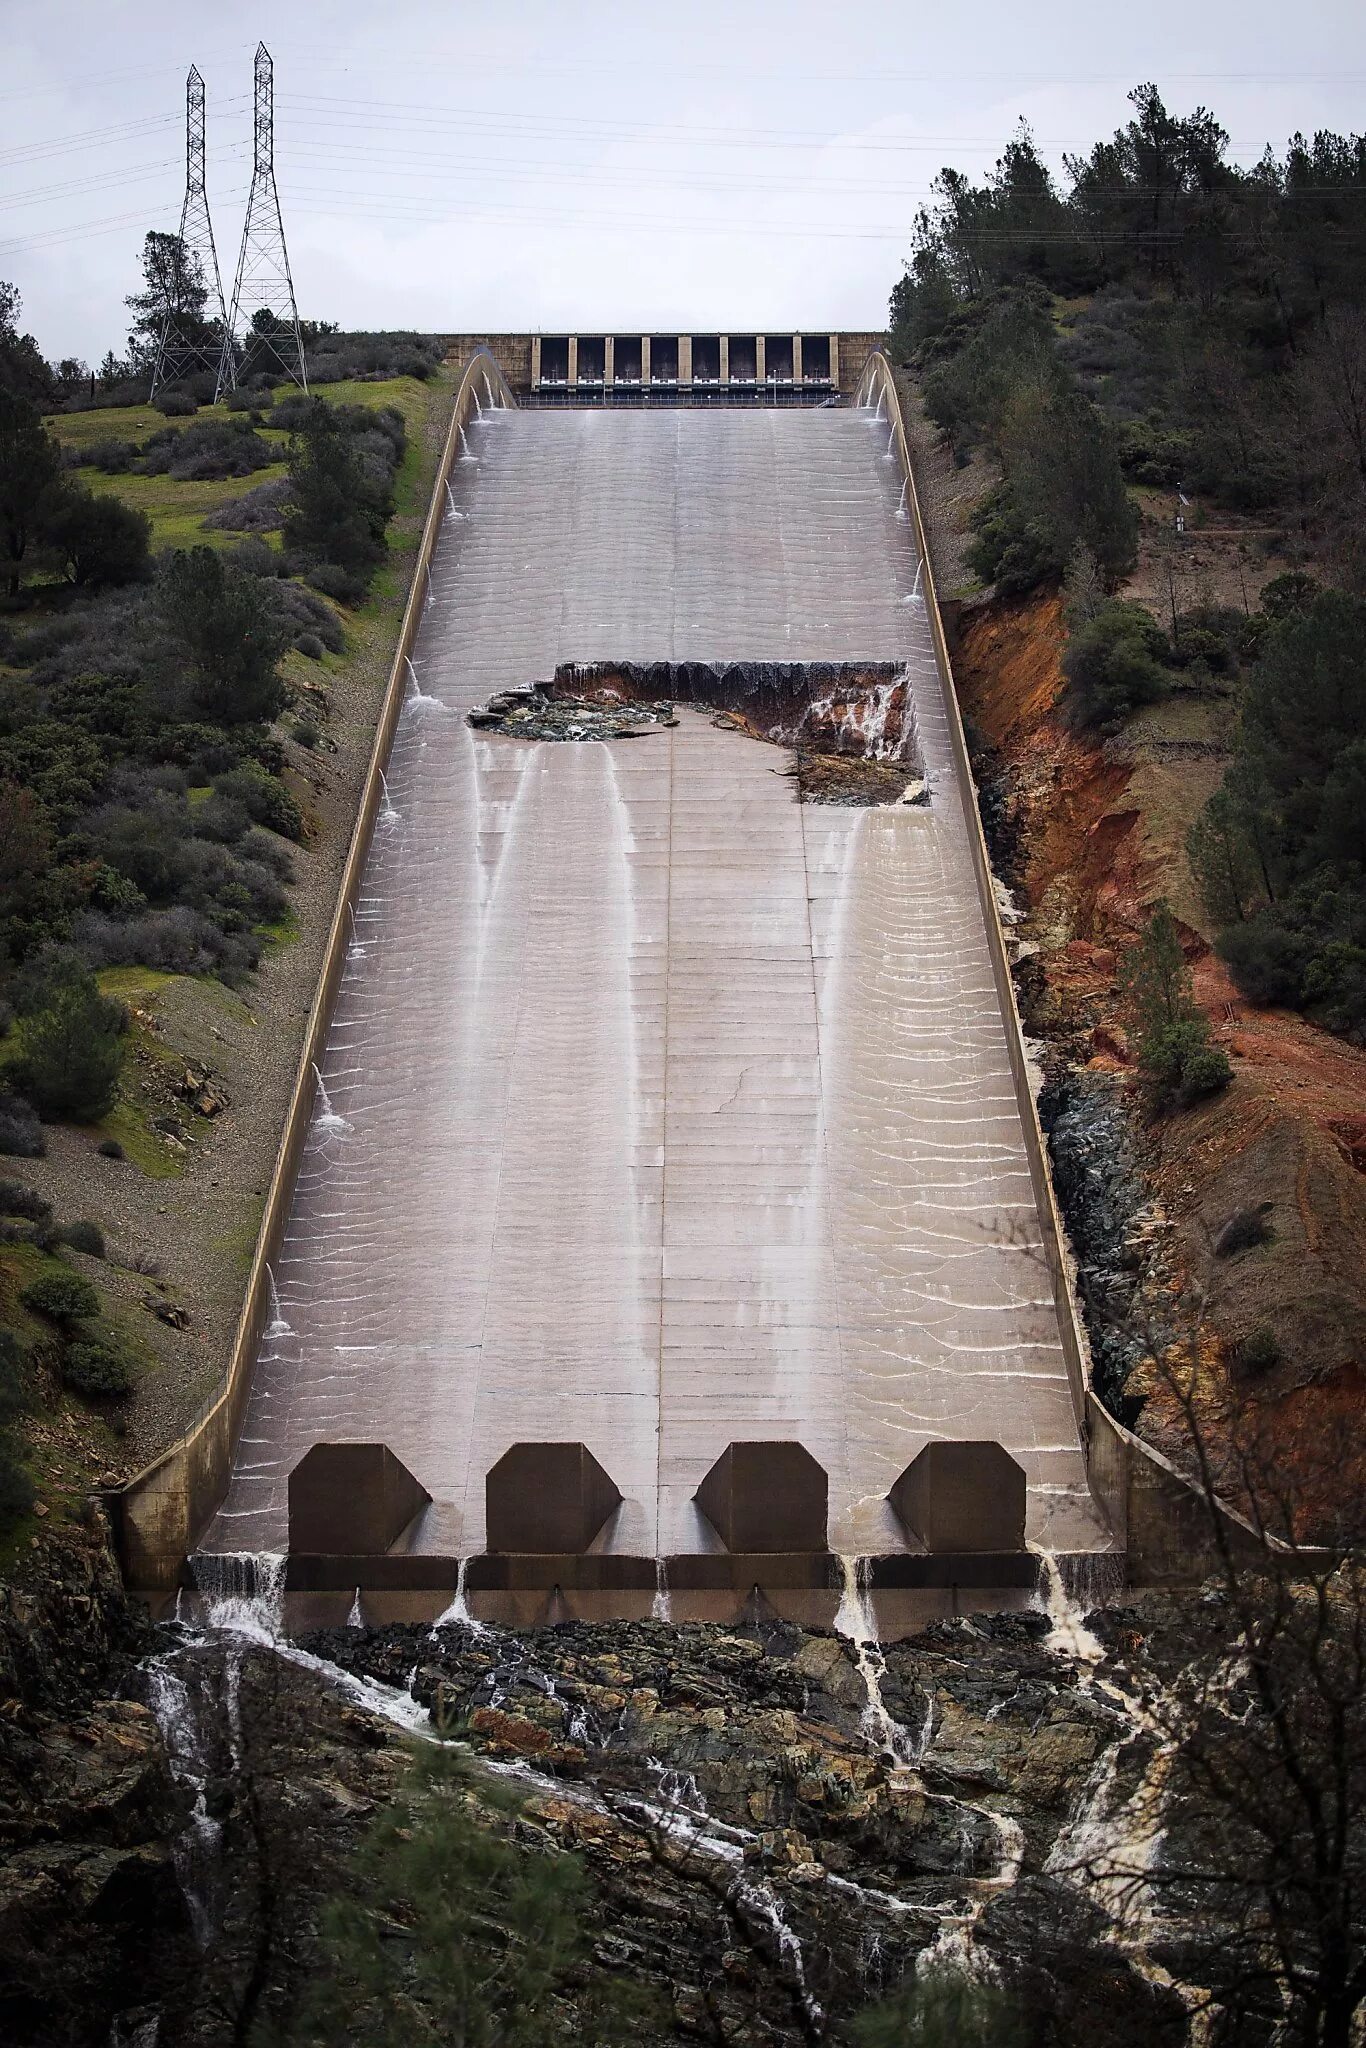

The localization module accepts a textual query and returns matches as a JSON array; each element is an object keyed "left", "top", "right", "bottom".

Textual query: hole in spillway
[{"left": 468, "top": 659, "right": 927, "bottom": 807}]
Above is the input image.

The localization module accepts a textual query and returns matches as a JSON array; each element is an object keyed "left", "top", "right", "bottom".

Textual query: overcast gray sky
[{"left": 4, "top": 0, "right": 1365, "bottom": 365}]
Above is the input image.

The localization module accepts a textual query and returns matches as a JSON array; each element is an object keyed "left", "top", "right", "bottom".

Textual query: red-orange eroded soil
[{"left": 952, "top": 591, "right": 1366, "bottom": 1537}]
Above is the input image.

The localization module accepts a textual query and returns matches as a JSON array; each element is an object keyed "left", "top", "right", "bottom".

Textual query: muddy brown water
[{"left": 205, "top": 406, "right": 1109, "bottom": 1583}]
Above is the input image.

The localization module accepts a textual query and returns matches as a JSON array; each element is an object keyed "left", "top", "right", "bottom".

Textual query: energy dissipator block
[
  {"left": 288, "top": 1443, "right": 430, "bottom": 1556},
  {"left": 694, "top": 1441, "right": 828, "bottom": 1553},
  {"left": 889, "top": 1441, "right": 1027, "bottom": 1554},
  {"left": 485, "top": 1443, "right": 622, "bottom": 1554}
]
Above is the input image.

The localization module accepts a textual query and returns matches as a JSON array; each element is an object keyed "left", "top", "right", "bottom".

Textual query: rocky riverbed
[{"left": 1, "top": 1524, "right": 1230, "bottom": 2046}]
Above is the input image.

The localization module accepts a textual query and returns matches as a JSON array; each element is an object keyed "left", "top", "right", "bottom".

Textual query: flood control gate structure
[{"left": 124, "top": 347, "right": 1245, "bottom": 1628}]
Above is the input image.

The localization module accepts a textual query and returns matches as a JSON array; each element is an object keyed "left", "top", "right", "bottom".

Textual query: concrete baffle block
[
  {"left": 485, "top": 1443, "right": 622, "bottom": 1554},
  {"left": 889, "top": 1442, "right": 1027, "bottom": 1554},
  {"left": 695, "top": 1441, "right": 828, "bottom": 1554},
  {"left": 288, "top": 1444, "right": 430, "bottom": 1556}
]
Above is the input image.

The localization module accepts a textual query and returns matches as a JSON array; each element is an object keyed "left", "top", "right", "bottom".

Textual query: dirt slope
[{"left": 951, "top": 590, "right": 1366, "bottom": 1535}]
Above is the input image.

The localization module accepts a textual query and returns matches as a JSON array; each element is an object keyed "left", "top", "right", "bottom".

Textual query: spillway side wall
[
  {"left": 855, "top": 353, "right": 1093, "bottom": 1446},
  {"left": 113, "top": 350, "right": 517, "bottom": 1589},
  {"left": 863, "top": 352, "right": 1298, "bottom": 1582}
]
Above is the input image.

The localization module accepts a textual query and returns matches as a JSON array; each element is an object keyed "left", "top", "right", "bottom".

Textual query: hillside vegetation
[
  {"left": 0, "top": 259, "right": 453, "bottom": 1541},
  {"left": 891, "top": 85, "right": 1366, "bottom": 1043}
]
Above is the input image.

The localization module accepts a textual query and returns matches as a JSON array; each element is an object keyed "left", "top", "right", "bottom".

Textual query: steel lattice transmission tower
[
  {"left": 149, "top": 66, "right": 231, "bottom": 400},
  {"left": 216, "top": 43, "right": 307, "bottom": 401}
]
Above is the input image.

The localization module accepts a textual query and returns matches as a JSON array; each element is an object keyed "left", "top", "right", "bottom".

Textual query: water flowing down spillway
[{"left": 207, "top": 405, "right": 1109, "bottom": 1568}]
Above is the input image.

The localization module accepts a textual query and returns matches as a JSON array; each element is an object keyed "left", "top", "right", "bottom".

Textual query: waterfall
[
  {"left": 483, "top": 370, "right": 494, "bottom": 409},
  {"left": 834, "top": 1557, "right": 921, "bottom": 1768},
  {"left": 347, "top": 1587, "right": 364, "bottom": 1628},
  {"left": 896, "top": 479, "right": 909, "bottom": 522},
  {"left": 377, "top": 770, "right": 399, "bottom": 826},
  {"left": 473, "top": 390, "right": 483, "bottom": 418},
  {"left": 652, "top": 1558, "right": 671, "bottom": 1621},
  {"left": 191, "top": 1551, "right": 288, "bottom": 1640},
  {"left": 431, "top": 1555, "right": 486, "bottom": 1634},
  {"left": 143, "top": 1659, "right": 222, "bottom": 1945},
  {"left": 457, "top": 424, "right": 477, "bottom": 463},
  {"left": 1032, "top": 1549, "right": 1105, "bottom": 1665}
]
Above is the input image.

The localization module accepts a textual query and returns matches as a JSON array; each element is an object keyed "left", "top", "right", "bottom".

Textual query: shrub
[
  {"left": 84, "top": 437, "right": 137, "bottom": 474},
  {"left": 1139, "top": 1016, "right": 1233, "bottom": 1106},
  {"left": 21, "top": 1269, "right": 100, "bottom": 1324},
  {"left": 77, "top": 903, "right": 261, "bottom": 983},
  {"left": 1260, "top": 570, "right": 1320, "bottom": 621},
  {"left": 0, "top": 1095, "right": 45, "bottom": 1158},
  {"left": 284, "top": 399, "right": 398, "bottom": 585},
  {"left": 154, "top": 548, "right": 289, "bottom": 726},
  {"left": 1170, "top": 605, "right": 1245, "bottom": 676},
  {"left": 1063, "top": 600, "right": 1171, "bottom": 731},
  {"left": 1123, "top": 901, "right": 1233, "bottom": 1111},
  {"left": 14, "top": 959, "right": 126, "bottom": 1122},
  {"left": 1214, "top": 1205, "right": 1274, "bottom": 1257},
  {"left": 192, "top": 791, "right": 252, "bottom": 845},
  {"left": 0, "top": 1180, "right": 52, "bottom": 1222},
  {"left": 966, "top": 484, "right": 1061, "bottom": 596},
  {"left": 0, "top": 1331, "right": 27, "bottom": 1419},
  {"left": 1233, "top": 1327, "right": 1282, "bottom": 1378},
  {"left": 1217, "top": 911, "right": 1312, "bottom": 1007},
  {"left": 1117, "top": 419, "right": 1190, "bottom": 486},
  {"left": 0, "top": 1444, "right": 34, "bottom": 1525},
  {"left": 273, "top": 578, "right": 346, "bottom": 653},
  {"left": 98, "top": 1138, "right": 124, "bottom": 1159},
  {"left": 153, "top": 390, "right": 197, "bottom": 417},
  {"left": 296, "top": 631, "right": 325, "bottom": 660},
  {"left": 213, "top": 762, "right": 302, "bottom": 840},
  {"left": 291, "top": 716, "right": 321, "bottom": 749},
  {"left": 63, "top": 1330, "right": 135, "bottom": 1397},
  {"left": 175, "top": 419, "right": 274, "bottom": 482},
  {"left": 227, "top": 541, "right": 282, "bottom": 582},
  {"left": 268, "top": 394, "right": 315, "bottom": 432},
  {"left": 203, "top": 478, "right": 292, "bottom": 534},
  {"left": 45, "top": 488, "right": 151, "bottom": 589},
  {"left": 59, "top": 1219, "right": 106, "bottom": 1258},
  {"left": 1180, "top": 1043, "right": 1235, "bottom": 1099},
  {"left": 305, "top": 561, "right": 364, "bottom": 605}
]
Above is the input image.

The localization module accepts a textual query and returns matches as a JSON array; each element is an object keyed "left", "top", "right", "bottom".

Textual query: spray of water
[
  {"left": 263, "top": 1268, "right": 291, "bottom": 1341},
  {"left": 404, "top": 656, "right": 442, "bottom": 711},
  {"left": 311, "top": 1063, "right": 351, "bottom": 1138}
]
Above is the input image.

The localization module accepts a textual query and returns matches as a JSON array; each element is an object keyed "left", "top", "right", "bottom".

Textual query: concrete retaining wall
[
  {"left": 854, "top": 352, "right": 1091, "bottom": 1440},
  {"left": 857, "top": 350, "right": 1289, "bottom": 1586},
  {"left": 115, "top": 351, "right": 516, "bottom": 1589}
]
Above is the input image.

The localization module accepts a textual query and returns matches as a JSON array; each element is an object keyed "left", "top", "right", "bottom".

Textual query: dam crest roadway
[{"left": 206, "top": 394, "right": 1111, "bottom": 1610}]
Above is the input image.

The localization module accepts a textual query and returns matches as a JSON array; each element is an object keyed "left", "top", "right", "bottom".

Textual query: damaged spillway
[{"left": 202, "top": 403, "right": 1110, "bottom": 1625}]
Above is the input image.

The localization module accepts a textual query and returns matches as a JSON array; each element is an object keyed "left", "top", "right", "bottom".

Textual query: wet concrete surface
[{"left": 208, "top": 407, "right": 1108, "bottom": 1567}]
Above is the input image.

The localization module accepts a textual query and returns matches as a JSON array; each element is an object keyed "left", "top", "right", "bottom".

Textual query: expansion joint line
[
  {"left": 654, "top": 718, "right": 675, "bottom": 1561},
  {"left": 799, "top": 796, "right": 855, "bottom": 1536}
]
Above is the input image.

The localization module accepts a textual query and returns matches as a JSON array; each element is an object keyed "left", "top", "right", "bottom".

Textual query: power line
[
  {"left": 219, "top": 44, "right": 305, "bottom": 399},
  {"left": 151, "top": 66, "right": 233, "bottom": 399}
]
